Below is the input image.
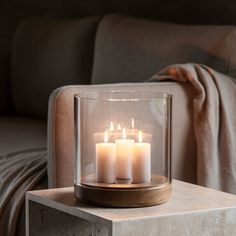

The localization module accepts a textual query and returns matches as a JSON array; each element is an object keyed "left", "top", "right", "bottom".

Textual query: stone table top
[{"left": 27, "top": 180, "right": 236, "bottom": 226}]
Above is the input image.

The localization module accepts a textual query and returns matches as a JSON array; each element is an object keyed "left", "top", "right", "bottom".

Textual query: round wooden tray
[{"left": 74, "top": 175, "right": 172, "bottom": 207}]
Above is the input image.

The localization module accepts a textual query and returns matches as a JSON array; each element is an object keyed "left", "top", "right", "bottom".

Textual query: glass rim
[{"left": 74, "top": 90, "right": 172, "bottom": 102}]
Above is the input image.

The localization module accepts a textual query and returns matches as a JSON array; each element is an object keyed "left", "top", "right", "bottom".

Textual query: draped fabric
[
  {"left": 149, "top": 63, "right": 236, "bottom": 194},
  {"left": 0, "top": 148, "right": 47, "bottom": 236}
]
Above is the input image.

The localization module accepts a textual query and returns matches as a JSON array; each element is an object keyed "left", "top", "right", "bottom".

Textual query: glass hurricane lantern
[{"left": 74, "top": 90, "right": 172, "bottom": 207}]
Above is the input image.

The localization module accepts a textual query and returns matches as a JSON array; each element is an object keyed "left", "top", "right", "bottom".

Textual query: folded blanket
[
  {"left": 0, "top": 148, "right": 47, "bottom": 236},
  {"left": 149, "top": 63, "right": 236, "bottom": 194}
]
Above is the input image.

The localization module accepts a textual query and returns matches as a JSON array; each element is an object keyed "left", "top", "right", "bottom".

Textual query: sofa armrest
[{"left": 48, "top": 82, "right": 196, "bottom": 188}]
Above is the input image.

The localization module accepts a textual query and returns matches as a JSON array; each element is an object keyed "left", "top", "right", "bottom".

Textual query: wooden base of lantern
[{"left": 74, "top": 176, "right": 172, "bottom": 207}]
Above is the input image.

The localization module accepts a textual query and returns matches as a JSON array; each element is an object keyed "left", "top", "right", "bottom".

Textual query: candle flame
[
  {"left": 131, "top": 118, "right": 134, "bottom": 129},
  {"left": 104, "top": 130, "right": 109, "bottom": 143},
  {"left": 138, "top": 130, "right": 142, "bottom": 143},
  {"left": 117, "top": 124, "right": 122, "bottom": 131},
  {"left": 122, "top": 127, "right": 126, "bottom": 139},
  {"left": 109, "top": 121, "right": 114, "bottom": 132}
]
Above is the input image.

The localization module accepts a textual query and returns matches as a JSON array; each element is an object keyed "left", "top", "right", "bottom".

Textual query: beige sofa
[{"left": 47, "top": 15, "right": 236, "bottom": 188}]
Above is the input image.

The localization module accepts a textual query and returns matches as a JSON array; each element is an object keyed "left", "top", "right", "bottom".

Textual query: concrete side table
[{"left": 26, "top": 180, "right": 236, "bottom": 236}]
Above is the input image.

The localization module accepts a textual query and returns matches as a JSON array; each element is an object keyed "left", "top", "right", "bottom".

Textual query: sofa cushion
[
  {"left": 92, "top": 15, "right": 236, "bottom": 84},
  {"left": 11, "top": 16, "right": 100, "bottom": 119},
  {"left": 0, "top": 116, "right": 46, "bottom": 154}
]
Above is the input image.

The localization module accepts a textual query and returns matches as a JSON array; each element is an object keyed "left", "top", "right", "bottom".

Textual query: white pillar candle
[
  {"left": 115, "top": 128, "right": 134, "bottom": 179},
  {"left": 96, "top": 131, "right": 116, "bottom": 183},
  {"left": 132, "top": 131, "right": 151, "bottom": 183}
]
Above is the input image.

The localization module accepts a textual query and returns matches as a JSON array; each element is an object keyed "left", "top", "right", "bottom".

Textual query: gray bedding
[{"left": 0, "top": 148, "right": 47, "bottom": 236}]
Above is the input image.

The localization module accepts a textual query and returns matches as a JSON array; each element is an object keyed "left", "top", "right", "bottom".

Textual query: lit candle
[
  {"left": 132, "top": 130, "right": 151, "bottom": 183},
  {"left": 96, "top": 130, "right": 116, "bottom": 183},
  {"left": 115, "top": 128, "right": 134, "bottom": 179},
  {"left": 109, "top": 121, "right": 122, "bottom": 141},
  {"left": 94, "top": 121, "right": 121, "bottom": 143},
  {"left": 127, "top": 118, "right": 152, "bottom": 143}
]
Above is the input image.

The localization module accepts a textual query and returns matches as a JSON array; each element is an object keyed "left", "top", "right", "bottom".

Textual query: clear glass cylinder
[{"left": 74, "top": 90, "right": 172, "bottom": 207}]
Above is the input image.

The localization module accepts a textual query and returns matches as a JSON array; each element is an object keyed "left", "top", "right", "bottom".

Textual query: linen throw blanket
[
  {"left": 0, "top": 148, "right": 47, "bottom": 236},
  {"left": 149, "top": 63, "right": 236, "bottom": 194}
]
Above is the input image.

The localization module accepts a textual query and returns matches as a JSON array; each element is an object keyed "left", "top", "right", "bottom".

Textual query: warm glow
[
  {"left": 117, "top": 124, "right": 122, "bottom": 131},
  {"left": 122, "top": 128, "right": 127, "bottom": 139},
  {"left": 109, "top": 121, "right": 114, "bottom": 132},
  {"left": 104, "top": 130, "right": 109, "bottom": 143},
  {"left": 138, "top": 130, "right": 142, "bottom": 143},
  {"left": 131, "top": 118, "right": 134, "bottom": 129}
]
